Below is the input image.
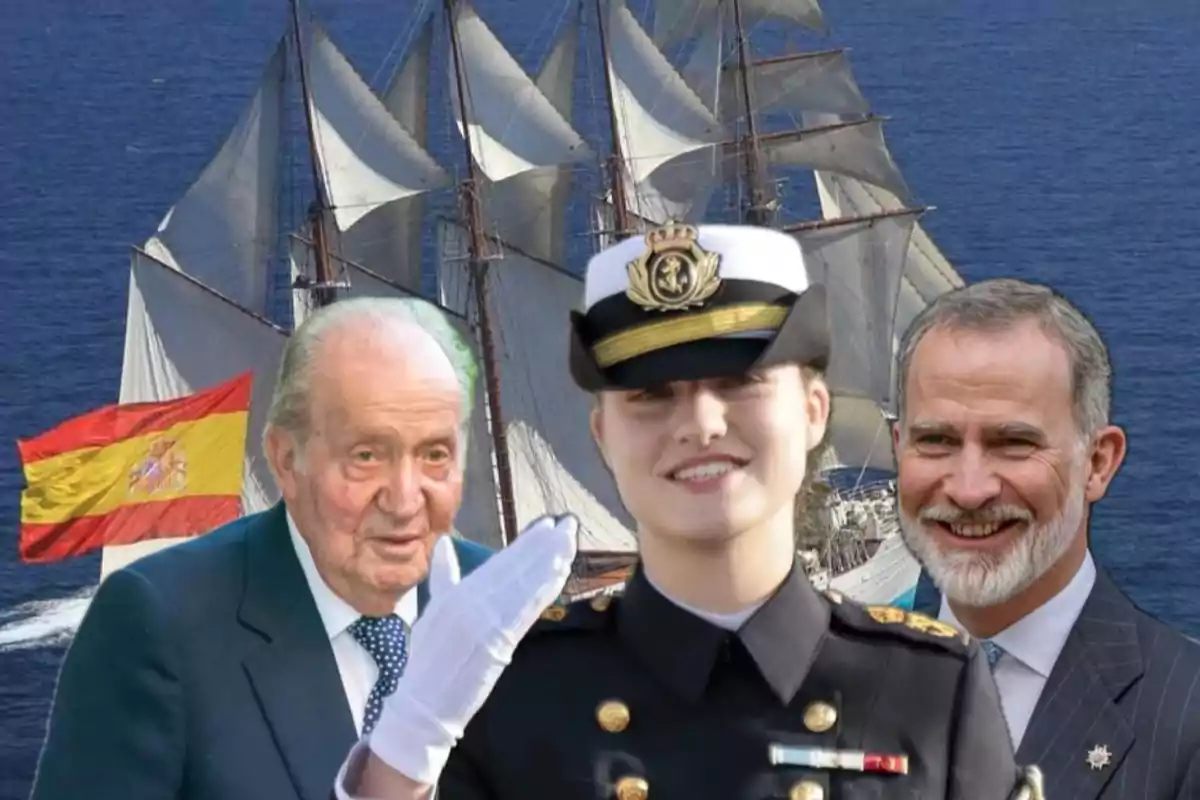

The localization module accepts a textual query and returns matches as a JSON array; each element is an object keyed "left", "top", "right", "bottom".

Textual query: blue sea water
[{"left": 1, "top": 1, "right": 1198, "bottom": 797}]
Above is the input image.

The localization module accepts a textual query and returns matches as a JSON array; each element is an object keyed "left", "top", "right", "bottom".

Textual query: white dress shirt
[
  {"left": 643, "top": 569, "right": 765, "bottom": 630},
  {"left": 939, "top": 550, "right": 1096, "bottom": 750},
  {"left": 287, "top": 513, "right": 418, "bottom": 736}
]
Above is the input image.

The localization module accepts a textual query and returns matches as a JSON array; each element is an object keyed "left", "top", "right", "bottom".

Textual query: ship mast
[
  {"left": 289, "top": 0, "right": 338, "bottom": 308},
  {"left": 444, "top": 0, "right": 520, "bottom": 546},
  {"left": 593, "top": 0, "right": 634, "bottom": 240},
  {"left": 729, "top": 0, "right": 774, "bottom": 227}
]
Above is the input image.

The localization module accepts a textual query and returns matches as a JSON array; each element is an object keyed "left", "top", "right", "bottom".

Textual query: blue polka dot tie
[
  {"left": 981, "top": 639, "right": 1005, "bottom": 672},
  {"left": 348, "top": 614, "right": 408, "bottom": 735}
]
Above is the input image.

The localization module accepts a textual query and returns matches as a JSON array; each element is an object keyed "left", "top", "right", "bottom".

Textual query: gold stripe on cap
[{"left": 592, "top": 302, "right": 788, "bottom": 368}]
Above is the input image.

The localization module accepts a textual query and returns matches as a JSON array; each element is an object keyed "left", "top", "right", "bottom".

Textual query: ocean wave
[{"left": 0, "top": 589, "right": 94, "bottom": 653}]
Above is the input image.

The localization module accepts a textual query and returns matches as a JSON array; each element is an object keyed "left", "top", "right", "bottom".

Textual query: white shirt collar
[
  {"left": 286, "top": 511, "right": 418, "bottom": 639},
  {"left": 941, "top": 549, "right": 1096, "bottom": 678},
  {"left": 643, "top": 569, "right": 765, "bottom": 631}
]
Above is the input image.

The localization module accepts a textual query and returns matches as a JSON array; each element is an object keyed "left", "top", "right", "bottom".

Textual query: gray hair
[
  {"left": 895, "top": 278, "right": 1112, "bottom": 439},
  {"left": 264, "top": 296, "right": 478, "bottom": 466}
]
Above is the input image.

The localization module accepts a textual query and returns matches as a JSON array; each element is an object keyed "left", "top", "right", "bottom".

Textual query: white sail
[
  {"left": 719, "top": 50, "right": 870, "bottom": 121},
  {"left": 437, "top": 223, "right": 636, "bottom": 552},
  {"left": 533, "top": 4, "right": 580, "bottom": 118},
  {"left": 448, "top": 1, "right": 591, "bottom": 185},
  {"left": 451, "top": 4, "right": 587, "bottom": 265},
  {"left": 676, "top": 13, "right": 725, "bottom": 110},
  {"left": 643, "top": 16, "right": 727, "bottom": 223},
  {"left": 106, "top": 250, "right": 288, "bottom": 578},
  {"left": 652, "top": 0, "right": 826, "bottom": 47},
  {"left": 814, "top": 171, "right": 963, "bottom": 340},
  {"left": 754, "top": 120, "right": 912, "bottom": 204},
  {"left": 495, "top": 7, "right": 582, "bottom": 266},
  {"left": 825, "top": 394, "right": 895, "bottom": 472},
  {"left": 794, "top": 212, "right": 921, "bottom": 410},
  {"left": 143, "top": 37, "right": 286, "bottom": 316},
  {"left": 603, "top": 0, "right": 724, "bottom": 223},
  {"left": 306, "top": 24, "right": 449, "bottom": 232},
  {"left": 336, "top": 14, "right": 437, "bottom": 291}
]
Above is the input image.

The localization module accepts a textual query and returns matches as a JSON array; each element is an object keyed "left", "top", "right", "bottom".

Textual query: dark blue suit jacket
[
  {"left": 28, "top": 502, "right": 492, "bottom": 800},
  {"left": 913, "top": 565, "right": 1200, "bottom": 799}
]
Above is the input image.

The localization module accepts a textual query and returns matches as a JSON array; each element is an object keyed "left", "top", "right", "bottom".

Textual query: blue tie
[
  {"left": 348, "top": 614, "right": 408, "bottom": 735},
  {"left": 981, "top": 639, "right": 1005, "bottom": 672}
]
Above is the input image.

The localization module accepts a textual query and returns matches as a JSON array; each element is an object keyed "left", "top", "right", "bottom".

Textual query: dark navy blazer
[
  {"left": 913, "top": 564, "right": 1200, "bottom": 799},
  {"left": 28, "top": 502, "right": 492, "bottom": 800}
]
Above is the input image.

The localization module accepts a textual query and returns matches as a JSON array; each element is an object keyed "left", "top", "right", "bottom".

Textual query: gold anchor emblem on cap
[
  {"left": 596, "top": 699, "right": 631, "bottom": 733},
  {"left": 803, "top": 701, "right": 838, "bottom": 733},
  {"left": 614, "top": 775, "right": 649, "bottom": 800},
  {"left": 625, "top": 221, "right": 722, "bottom": 313}
]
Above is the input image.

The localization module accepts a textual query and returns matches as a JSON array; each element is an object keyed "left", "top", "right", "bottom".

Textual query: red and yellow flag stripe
[{"left": 17, "top": 372, "right": 253, "bottom": 563}]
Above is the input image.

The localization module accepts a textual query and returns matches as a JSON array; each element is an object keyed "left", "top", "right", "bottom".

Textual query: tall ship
[{"left": 48, "top": 0, "right": 964, "bottom": 612}]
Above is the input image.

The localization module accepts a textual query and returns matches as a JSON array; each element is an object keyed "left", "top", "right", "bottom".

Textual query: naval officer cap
[{"left": 569, "top": 222, "right": 829, "bottom": 391}]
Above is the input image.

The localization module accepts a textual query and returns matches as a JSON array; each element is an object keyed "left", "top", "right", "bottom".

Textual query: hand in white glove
[{"left": 366, "top": 514, "right": 579, "bottom": 785}]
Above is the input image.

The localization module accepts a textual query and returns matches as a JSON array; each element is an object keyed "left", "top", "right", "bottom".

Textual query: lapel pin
[
  {"left": 769, "top": 744, "right": 908, "bottom": 775},
  {"left": 1086, "top": 744, "right": 1112, "bottom": 771}
]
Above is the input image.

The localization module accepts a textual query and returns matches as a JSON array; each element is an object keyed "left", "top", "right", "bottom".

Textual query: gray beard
[{"left": 899, "top": 478, "right": 1085, "bottom": 608}]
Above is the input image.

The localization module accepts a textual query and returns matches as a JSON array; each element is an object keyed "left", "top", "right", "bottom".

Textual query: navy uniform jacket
[
  {"left": 438, "top": 562, "right": 1032, "bottom": 800},
  {"left": 913, "top": 565, "right": 1200, "bottom": 799},
  {"left": 28, "top": 502, "right": 491, "bottom": 800}
]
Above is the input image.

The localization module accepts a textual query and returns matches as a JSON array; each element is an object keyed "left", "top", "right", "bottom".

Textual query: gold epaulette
[
  {"left": 530, "top": 591, "right": 621, "bottom": 633},
  {"left": 828, "top": 597, "right": 971, "bottom": 651}
]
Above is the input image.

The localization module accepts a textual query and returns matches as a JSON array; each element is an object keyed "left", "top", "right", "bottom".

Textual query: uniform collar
[{"left": 617, "top": 561, "right": 830, "bottom": 706}]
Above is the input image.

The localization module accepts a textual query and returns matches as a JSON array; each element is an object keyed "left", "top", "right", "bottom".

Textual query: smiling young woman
[{"left": 341, "top": 222, "right": 1047, "bottom": 800}]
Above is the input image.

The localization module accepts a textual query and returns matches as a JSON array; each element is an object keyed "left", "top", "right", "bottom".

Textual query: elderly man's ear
[{"left": 265, "top": 426, "right": 300, "bottom": 496}]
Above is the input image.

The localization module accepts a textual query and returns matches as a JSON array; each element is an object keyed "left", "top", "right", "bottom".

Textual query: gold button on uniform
[
  {"left": 614, "top": 775, "right": 649, "bottom": 800},
  {"left": 540, "top": 605, "right": 567, "bottom": 621},
  {"left": 803, "top": 701, "right": 838, "bottom": 733},
  {"left": 591, "top": 595, "right": 612, "bottom": 612},
  {"left": 789, "top": 779, "right": 825, "bottom": 800},
  {"left": 596, "top": 699, "right": 631, "bottom": 732}
]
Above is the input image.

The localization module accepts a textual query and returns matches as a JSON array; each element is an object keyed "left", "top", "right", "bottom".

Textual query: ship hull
[{"left": 829, "top": 533, "right": 921, "bottom": 609}]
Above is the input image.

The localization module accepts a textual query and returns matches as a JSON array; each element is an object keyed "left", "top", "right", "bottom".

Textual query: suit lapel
[
  {"left": 238, "top": 503, "right": 357, "bottom": 800},
  {"left": 1016, "top": 570, "right": 1142, "bottom": 799}
]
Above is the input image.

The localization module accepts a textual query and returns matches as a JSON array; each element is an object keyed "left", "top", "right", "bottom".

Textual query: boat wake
[{"left": 0, "top": 589, "right": 93, "bottom": 653}]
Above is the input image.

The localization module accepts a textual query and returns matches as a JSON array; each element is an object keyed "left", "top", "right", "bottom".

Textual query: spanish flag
[{"left": 16, "top": 373, "right": 253, "bottom": 563}]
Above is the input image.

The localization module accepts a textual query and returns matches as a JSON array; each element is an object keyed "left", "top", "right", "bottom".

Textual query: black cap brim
[{"left": 570, "top": 285, "right": 829, "bottom": 391}]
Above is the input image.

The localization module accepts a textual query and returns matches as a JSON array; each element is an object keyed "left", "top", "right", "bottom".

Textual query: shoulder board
[
  {"left": 828, "top": 596, "right": 971, "bottom": 653},
  {"left": 528, "top": 591, "right": 621, "bottom": 635}
]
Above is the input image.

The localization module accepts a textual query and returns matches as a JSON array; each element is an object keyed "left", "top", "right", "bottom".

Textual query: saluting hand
[{"left": 361, "top": 515, "right": 578, "bottom": 788}]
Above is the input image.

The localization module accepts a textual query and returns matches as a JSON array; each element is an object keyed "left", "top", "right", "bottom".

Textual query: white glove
[{"left": 366, "top": 514, "right": 579, "bottom": 784}]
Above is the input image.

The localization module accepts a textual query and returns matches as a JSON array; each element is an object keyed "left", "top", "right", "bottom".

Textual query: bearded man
[{"left": 894, "top": 277, "right": 1200, "bottom": 800}]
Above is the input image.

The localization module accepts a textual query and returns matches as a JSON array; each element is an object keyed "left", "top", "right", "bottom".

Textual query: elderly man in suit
[
  {"left": 29, "top": 296, "right": 493, "bottom": 800},
  {"left": 895, "top": 277, "right": 1200, "bottom": 799}
]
